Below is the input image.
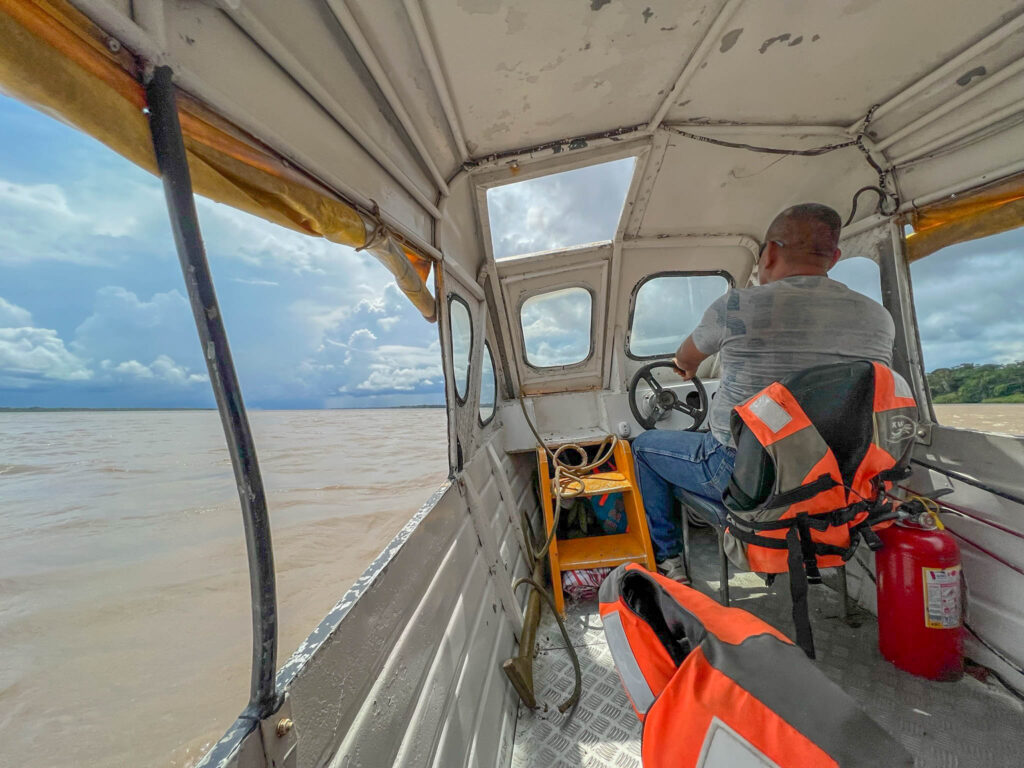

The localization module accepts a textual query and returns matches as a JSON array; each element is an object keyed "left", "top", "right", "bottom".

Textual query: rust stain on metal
[
  {"left": 759, "top": 33, "right": 792, "bottom": 54},
  {"left": 957, "top": 66, "right": 987, "bottom": 86},
  {"left": 720, "top": 28, "right": 743, "bottom": 53}
]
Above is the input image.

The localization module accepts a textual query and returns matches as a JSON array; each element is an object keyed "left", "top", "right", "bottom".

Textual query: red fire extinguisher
[{"left": 876, "top": 517, "right": 964, "bottom": 681}]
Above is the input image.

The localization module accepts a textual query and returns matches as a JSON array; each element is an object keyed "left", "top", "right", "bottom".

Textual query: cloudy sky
[
  {"left": 0, "top": 94, "right": 445, "bottom": 409},
  {"left": 1, "top": 93, "right": 1021, "bottom": 408}
]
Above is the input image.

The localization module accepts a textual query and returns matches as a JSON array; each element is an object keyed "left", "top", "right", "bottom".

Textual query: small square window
[
  {"left": 520, "top": 287, "right": 592, "bottom": 368},
  {"left": 628, "top": 273, "right": 729, "bottom": 358}
]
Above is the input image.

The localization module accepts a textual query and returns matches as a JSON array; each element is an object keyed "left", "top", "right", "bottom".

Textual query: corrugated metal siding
[{"left": 271, "top": 432, "right": 537, "bottom": 768}]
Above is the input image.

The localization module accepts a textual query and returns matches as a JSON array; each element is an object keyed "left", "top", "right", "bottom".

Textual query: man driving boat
[{"left": 633, "top": 203, "right": 896, "bottom": 582}]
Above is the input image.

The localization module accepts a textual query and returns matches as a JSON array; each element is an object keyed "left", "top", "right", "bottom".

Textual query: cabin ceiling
[{"left": 72, "top": 0, "right": 1024, "bottom": 258}]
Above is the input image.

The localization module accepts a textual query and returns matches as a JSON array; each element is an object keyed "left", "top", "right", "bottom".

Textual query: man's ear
[{"left": 829, "top": 248, "right": 842, "bottom": 270}]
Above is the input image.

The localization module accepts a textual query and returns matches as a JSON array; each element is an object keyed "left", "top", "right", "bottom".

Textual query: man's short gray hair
[{"left": 765, "top": 203, "right": 842, "bottom": 254}]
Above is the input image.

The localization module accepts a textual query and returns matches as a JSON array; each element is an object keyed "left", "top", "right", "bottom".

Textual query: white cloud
[
  {"left": 0, "top": 296, "right": 33, "bottom": 327},
  {"left": 0, "top": 174, "right": 167, "bottom": 266},
  {"left": 72, "top": 286, "right": 199, "bottom": 369},
  {"left": 231, "top": 277, "right": 279, "bottom": 287},
  {"left": 0, "top": 326, "right": 92, "bottom": 383}
]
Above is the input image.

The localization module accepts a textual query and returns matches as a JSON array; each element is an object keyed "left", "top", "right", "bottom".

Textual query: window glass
[
  {"left": 449, "top": 296, "right": 472, "bottom": 402},
  {"left": 520, "top": 287, "right": 592, "bottom": 367},
  {"left": 479, "top": 341, "right": 496, "bottom": 423},
  {"left": 910, "top": 227, "right": 1024, "bottom": 433},
  {"left": 629, "top": 274, "right": 729, "bottom": 358},
  {"left": 830, "top": 256, "right": 883, "bottom": 304},
  {"left": 486, "top": 157, "right": 636, "bottom": 260}
]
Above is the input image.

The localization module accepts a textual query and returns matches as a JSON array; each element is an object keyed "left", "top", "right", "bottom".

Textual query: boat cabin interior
[{"left": 4, "top": 1, "right": 1024, "bottom": 766}]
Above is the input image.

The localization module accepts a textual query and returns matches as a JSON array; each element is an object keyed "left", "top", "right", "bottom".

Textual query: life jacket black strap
[
  {"left": 786, "top": 527, "right": 816, "bottom": 659},
  {"left": 762, "top": 473, "right": 837, "bottom": 510}
]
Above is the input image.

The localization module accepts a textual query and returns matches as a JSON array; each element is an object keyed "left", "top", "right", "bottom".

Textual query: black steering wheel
[{"left": 628, "top": 360, "right": 709, "bottom": 431}]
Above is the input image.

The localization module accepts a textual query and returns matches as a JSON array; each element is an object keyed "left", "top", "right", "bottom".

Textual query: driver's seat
[{"left": 675, "top": 361, "right": 915, "bottom": 655}]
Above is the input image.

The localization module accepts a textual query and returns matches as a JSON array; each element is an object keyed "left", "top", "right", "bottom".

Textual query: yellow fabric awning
[
  {"left": 0, "top": 0, "right": 436, "bottom": 320},
  {"left": 907, "top": 171, "right": 1024, "bottom": 262}
]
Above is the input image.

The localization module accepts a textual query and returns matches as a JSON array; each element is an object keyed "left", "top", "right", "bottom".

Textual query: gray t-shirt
[{"left": 692, "top": 275, "right": 895, "bottom": 447}]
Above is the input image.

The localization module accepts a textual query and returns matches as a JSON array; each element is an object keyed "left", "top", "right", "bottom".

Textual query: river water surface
[{"left": 0, "top": 409, "right": 448, "bottom": 768}]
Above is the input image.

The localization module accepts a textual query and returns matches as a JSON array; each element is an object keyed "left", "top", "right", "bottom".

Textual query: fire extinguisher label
[{"left": 922, "top": 565, "right": 962, "bottom": 629}]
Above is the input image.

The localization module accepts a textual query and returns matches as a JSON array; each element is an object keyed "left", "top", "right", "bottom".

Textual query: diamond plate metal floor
[{"left": 509, "top": 526, "right": 1024, "bottom": 768}]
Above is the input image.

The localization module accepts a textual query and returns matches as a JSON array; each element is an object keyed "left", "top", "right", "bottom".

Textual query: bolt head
[
  {"left": 106, "top": 37, "right": 122, "bottom": 53},
  {"left": 276, "top": 718, "right": 293, "bottom": 738}
]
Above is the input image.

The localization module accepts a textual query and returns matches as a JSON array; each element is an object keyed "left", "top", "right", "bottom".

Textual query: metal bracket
[{"left": 259, "top": 694, "right": 297, "bottom": 768}]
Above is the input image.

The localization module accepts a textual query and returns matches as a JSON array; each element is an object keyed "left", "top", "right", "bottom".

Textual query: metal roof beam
[
  {"left": 874, "top": 54, "right": 1024, "bottom": 153},
  {"left": 644, "top": 0, "right": 745, "bottom": 135},
  {"left": 324, "top": 0, "right": 450, "bottom": 197},
  {"left": 222, "top": 4, "right": 442, "bottom": 218},
  {"left": 403, "top": 0, "right": 470, "bottom": 163},
  {"left": 851, "top": 8, "right": 1024, "bottom": 131}
]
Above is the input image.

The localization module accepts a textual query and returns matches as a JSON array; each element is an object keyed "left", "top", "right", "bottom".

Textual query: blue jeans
[{"left": 632, "top": 430, "right": 736, "bottom": 561}]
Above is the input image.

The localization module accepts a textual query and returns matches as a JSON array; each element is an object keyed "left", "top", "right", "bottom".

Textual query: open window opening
[
  {"left": 909, "top": 226, "right": 1024, "bottom": 434},
  {"left": 830, "top": 256, "right": 882, "bottom": 305},
  {"left": 479, "top": 341, "right": 496, "bottom": 424},
  {"left": 486, "top": 157, "right": 636, "bottom": 261}
]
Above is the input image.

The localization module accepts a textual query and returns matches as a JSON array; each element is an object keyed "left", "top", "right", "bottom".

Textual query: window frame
[
  {"left": 478, "top": 340, "right": 497, "bottom": 426},
  {"left": 517, "top": 283, "right": 596, "bottom": 371},
  {"left": 624, "top": 270, "right": 734, "bottom": 361},
  {"left": 447, "top": 293, "right": 473, "bottom": 406}
]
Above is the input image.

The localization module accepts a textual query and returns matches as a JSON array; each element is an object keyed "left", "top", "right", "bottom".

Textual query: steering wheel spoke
[
  {"left": 671, "top": 400, "right": 698, "bottom": 417},
  {"left": 628, "top": 360, "right": 709, "bottom": 432},
  {"left": 641, "top": 371, "right": 664, "bottom": 394}
]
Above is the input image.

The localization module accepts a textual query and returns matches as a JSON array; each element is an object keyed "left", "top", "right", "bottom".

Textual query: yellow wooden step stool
[{"left": 536, "top": 439, "right": 657, "bottom": 616}]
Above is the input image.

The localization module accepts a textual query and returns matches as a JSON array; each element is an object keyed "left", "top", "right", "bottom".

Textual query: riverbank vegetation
[{"left": 927, "top": 362, "right": 1024, "bottom": 403}]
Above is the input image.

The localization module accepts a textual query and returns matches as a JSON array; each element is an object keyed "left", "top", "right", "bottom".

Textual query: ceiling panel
[
  {"left": 422, "top": 0, "right": 729, "bottom": 156},
  {"left": 664, "top": 0, "right": 1023, "bottom": 126}
]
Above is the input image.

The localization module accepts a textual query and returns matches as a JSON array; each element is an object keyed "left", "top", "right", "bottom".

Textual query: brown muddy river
[{"left": 0, "top": 409, "right": 448, "bottom": 768}]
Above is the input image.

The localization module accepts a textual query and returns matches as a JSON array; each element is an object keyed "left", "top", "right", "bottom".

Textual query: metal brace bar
[{"left": 145, "top": 64, "right": 279, "bottom": 720}]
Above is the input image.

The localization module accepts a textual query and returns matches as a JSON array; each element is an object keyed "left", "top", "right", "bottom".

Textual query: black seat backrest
[{"left": 726, "top": 361, "right": 876, "bottom": 511}]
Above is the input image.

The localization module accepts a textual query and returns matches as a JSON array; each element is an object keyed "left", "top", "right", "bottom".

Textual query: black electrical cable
[
  {"left": 664, "top": 127, "right": 859, "bottom": 156},
  {"left": 666, "top": 104, "right": 902, "bottom": 224},
  {"left": 844, "top": 186, "right": 896, "bottom": 226}
]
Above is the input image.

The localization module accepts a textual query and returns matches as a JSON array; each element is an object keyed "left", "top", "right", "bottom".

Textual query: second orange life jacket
[{"left": 599, "top": 563, "right": 912, "bottom": 768}]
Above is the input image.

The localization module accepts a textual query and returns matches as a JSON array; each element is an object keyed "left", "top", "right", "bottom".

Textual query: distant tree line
[{"left": 927, "top": 361, "right": 1024, "bottom": 404}]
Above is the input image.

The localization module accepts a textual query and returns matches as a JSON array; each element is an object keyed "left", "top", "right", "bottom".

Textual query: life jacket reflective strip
[
  {"left": 599, "top": 563, "right": 913, "bottom": 768},
  {"left": 724, "top": 362, "right": 917, "bottom": 657}
]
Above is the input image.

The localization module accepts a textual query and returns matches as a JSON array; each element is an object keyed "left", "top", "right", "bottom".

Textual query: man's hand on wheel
[{"left": 672, "top": 356, "right": 694, "bottom": 380}]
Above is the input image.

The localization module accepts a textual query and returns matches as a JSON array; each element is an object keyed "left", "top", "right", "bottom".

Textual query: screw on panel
[{"left": 107, "top": 37, "right": 122, "bottom": 53}]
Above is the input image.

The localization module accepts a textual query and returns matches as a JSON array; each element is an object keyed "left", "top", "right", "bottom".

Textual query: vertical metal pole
[{"left": 145, "top": 65, "right": 279, "bottom": 719}]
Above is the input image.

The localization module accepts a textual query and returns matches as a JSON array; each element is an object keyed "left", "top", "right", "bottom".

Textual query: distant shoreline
[{"left": 0, "top": 404, "right": 447, "bottom": 412}]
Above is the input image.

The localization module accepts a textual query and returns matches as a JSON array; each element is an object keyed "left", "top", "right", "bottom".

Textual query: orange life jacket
[
  {"left": 723, "top": 361, "right": 917, "bottom": 656},
  {"left": 599, "top": 563, "right": 912, "bottom": 768}
]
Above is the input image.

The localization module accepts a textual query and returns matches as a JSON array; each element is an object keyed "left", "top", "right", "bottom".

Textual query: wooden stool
[{"left": 536, "top": 440, "right": 657, "bottom": 615}]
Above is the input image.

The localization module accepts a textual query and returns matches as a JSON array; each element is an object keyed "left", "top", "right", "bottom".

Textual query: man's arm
[
  {"left": 673, "top": 292, "right": 729, "bottom": 379},
  {"left": 672, "top": 335, "right": 710, "bottom": 380}
]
